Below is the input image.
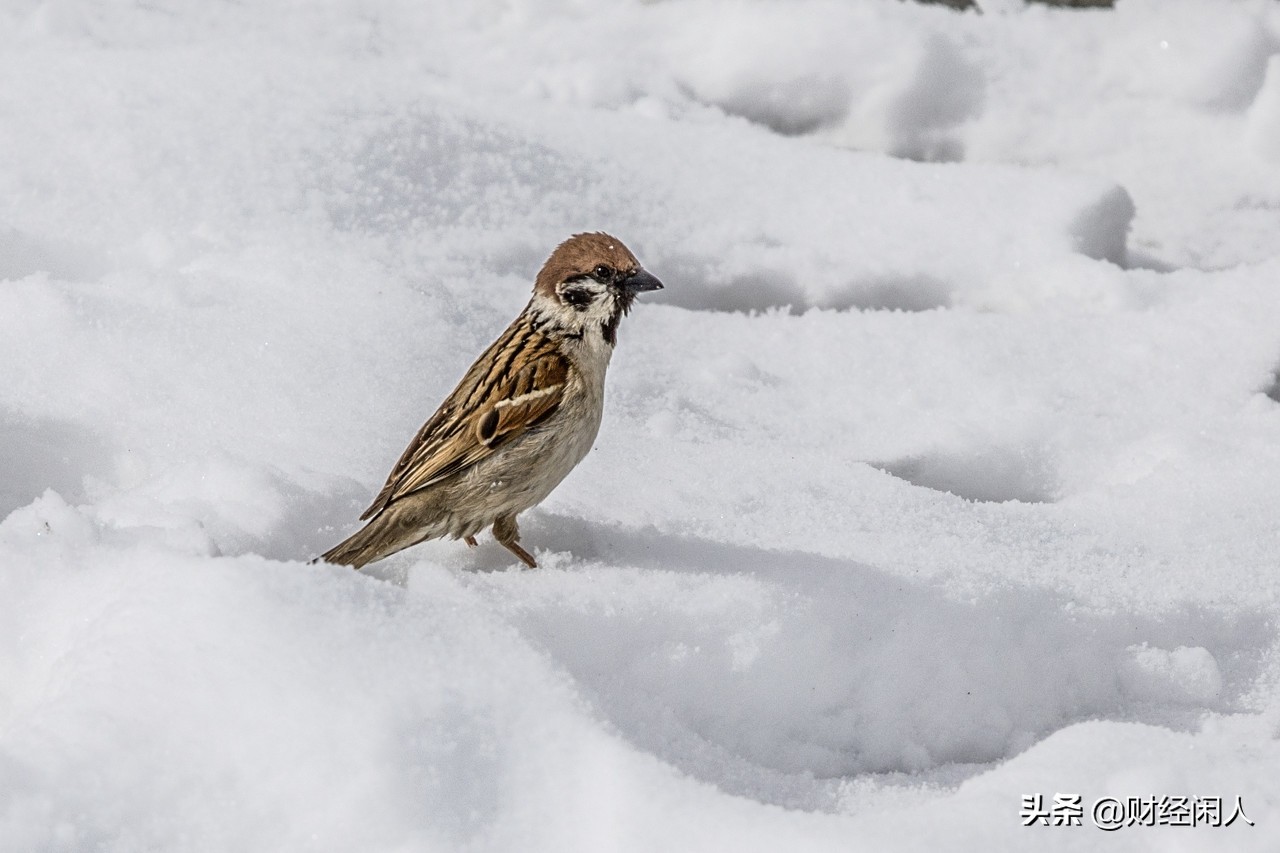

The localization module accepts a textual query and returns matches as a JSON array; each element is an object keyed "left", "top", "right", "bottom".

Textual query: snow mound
[
  {"left": 1120, "top": 644, "right": 1225, "bottom": 706},
  {"left": 4, "top": 0, "right": 1280, "bottom": 849},
  {"left": 671, "top": 6, "right": 983, "bottom": 161},
  {"left": 877, "top": 443, "right": 1058, "bottom": 504},
  {"left": 1101, "top": 0, "right": 1276, "bottom": 112},
  {"left": 1248, "top": 55, "right": 1280, "bottom": 162}
]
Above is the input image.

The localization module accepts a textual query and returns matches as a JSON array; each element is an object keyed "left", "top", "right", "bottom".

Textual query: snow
[{"left": 2, "top": 0, "right": 1280, "bottom": 850}]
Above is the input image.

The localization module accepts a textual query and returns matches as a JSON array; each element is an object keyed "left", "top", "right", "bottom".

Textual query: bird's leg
[
  {"left": 464, "top": 535, "right": 478, "bottom": 548},
  {"left": 492, "top": 514, "right": 537, "bottom": 569}
]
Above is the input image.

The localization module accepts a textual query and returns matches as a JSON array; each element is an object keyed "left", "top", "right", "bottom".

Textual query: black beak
[{"left": 620, "top": 269, "right": 663, "bottom": 294}]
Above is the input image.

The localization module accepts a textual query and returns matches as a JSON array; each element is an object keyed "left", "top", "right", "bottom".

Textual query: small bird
[{"left": 321, "top": 232, "right": 663, "bottom": 569}]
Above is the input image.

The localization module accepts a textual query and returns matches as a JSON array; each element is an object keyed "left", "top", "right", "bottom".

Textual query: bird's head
[{"left": 531, "top": 232, "right": 663, "bottom": 346}]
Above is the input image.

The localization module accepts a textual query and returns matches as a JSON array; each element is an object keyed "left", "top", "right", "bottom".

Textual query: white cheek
[{"left": 585, "top": 298, "right": 616, "bottom": 321}]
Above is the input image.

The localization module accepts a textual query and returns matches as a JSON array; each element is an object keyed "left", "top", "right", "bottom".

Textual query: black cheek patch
[{"left": 560, "top": 286, "right": 594, "bottom": 311}]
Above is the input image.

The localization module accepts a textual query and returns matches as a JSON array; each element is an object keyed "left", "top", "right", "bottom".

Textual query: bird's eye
[{"left": 593, "top": 264, "right": 613, "bottom": 282}]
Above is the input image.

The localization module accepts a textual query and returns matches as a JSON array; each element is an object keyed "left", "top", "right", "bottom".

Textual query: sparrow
[{"left": 321, "top": 232, "right": 663, "bottom": 569}]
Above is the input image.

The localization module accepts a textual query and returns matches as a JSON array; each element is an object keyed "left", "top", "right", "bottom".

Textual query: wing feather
[{"left": 360, "top": 326, "right": 569, "bottom": 520}]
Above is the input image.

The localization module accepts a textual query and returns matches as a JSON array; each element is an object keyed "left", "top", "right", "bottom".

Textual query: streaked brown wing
[{"left": 360, "top": 324, "right": 569, "bottom": 520}]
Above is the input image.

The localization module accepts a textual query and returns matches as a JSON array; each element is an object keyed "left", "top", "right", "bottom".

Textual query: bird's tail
[
  {"left": 318, "top": 527, "right": 379, "bottom": 569},
  {"left": 318, "top": 499, "right": 448, "bottom": 568},
  {"left": 320, "top": 514, "right": 411, "bottom": 569}
]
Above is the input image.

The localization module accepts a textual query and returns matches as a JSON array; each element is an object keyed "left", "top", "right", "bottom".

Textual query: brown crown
[{"left": 534, "top": 232, "right": 641, "bottom": 297}]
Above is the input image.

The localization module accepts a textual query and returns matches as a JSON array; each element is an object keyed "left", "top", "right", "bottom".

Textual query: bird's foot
[{"left": 492, "top": 514, "right": 537, "bottom": 569}]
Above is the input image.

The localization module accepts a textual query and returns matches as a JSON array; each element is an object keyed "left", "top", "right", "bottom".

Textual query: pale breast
[{"left": 451, "top": 350, "right": 608, "bottom": 526}]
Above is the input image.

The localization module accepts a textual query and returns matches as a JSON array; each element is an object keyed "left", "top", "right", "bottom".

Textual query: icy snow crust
[{"left": 3, "top": 0, "right": 1280, "bottom": 850}]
